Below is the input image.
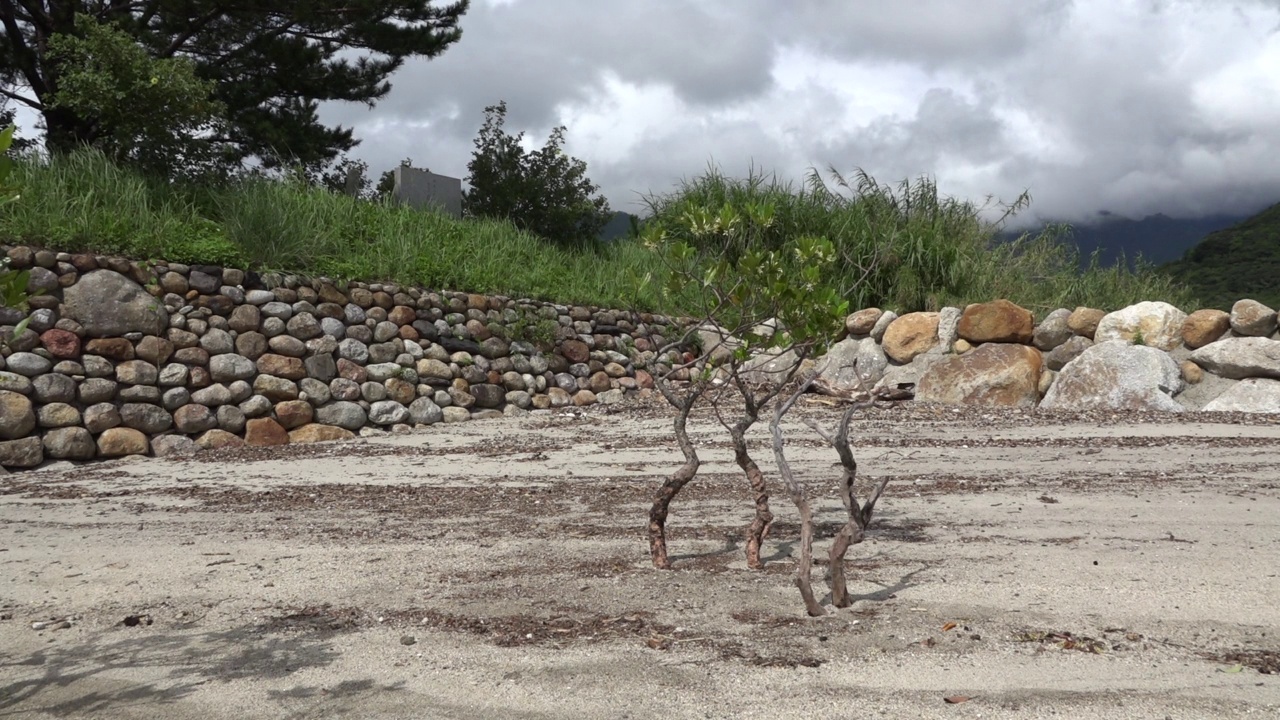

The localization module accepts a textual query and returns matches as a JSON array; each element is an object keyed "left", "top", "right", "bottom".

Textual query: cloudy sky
[{"left": 319, "top": 0, "right": 1280, "bottom": 226}]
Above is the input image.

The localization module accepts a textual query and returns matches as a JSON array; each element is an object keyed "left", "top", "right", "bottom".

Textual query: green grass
[
  {"left": 0, "top": 149, "right": 1201, "bottom": 318},
  {"left": 0, "top": 148, "right": 670, "bottom": 310}
]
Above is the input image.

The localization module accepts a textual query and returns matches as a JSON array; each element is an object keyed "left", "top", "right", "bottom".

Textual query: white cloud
[{"left": 4, "top": 0, "right": 1270, "bottom": 223}]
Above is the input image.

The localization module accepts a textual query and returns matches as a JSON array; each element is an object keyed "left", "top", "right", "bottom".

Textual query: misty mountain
[{"left": 1034, "top": 211, "right": 1250, "bottom": 268}]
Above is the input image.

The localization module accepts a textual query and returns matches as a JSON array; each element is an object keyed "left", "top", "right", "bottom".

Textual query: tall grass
[
  {"left": 643, "top": 165, "right": 1200, "bottom": 316},
  {"left": 0, "top": 150, "right": 1199, "bottom": 317},
  {"left": 0, "top": 148, "right": 671, "bottom": 309}
]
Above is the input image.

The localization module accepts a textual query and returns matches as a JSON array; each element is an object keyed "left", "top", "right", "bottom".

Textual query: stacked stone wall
[
  {"left": 816, "top": 300, "right": 1280, "bottom": 414},
  {"left": 0, "top": 244, "right": 677, "bottom": 470}
]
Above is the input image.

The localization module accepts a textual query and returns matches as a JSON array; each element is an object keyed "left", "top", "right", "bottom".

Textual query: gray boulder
[
  {"left": 120, "top": 403, "right": 174, "bottom": 433},
  {"left": 315, "top": 401, "right": 367, "bottom": 430},
  {"left": 1033, "top": 309, "right": 1073, "bottom": 351},
  {"left": 43, "top": 427, "right": 96, "bottom": 460},
  {"left": 1202, "top": 379, "right": 1280, "bottom": 413},
  {"left": 1040, "top": 340, "right": 1183, "bottom": 412},
  {"left": 63, "top": 270, "right": 167, "bottom": 337},
  {"left": 408, "top": 397, "right": 443, "bottom": 425},
  {"left": 1189, "top": 337, "right": 1280, "bottom": 380},
  {"left": 368, "top": 400, "right": 409, "bottom": 425},
  {"left": 813, "top": 338, "right": 887, "bottom": 395},
  {"left": 209, "top": 354, "right": 257, "bottom": 382}
]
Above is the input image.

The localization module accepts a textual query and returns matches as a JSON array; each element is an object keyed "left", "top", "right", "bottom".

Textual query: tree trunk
[
  {"left": 731, "top": 429, "right": 772, "bottom": 570},
  {"left": 649, "top": 387, "right": 700, "bottom": 569},
  {"left": 793, "top": 494, "right": 825, "bottom": 616},
  {"left": 770, "top": 377, "right": 826, "bottom": 615}
]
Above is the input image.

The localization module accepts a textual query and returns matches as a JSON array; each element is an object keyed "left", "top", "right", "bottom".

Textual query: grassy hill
[{"left": 1161, "top": 201, "right": 1280, "bottom": 310}]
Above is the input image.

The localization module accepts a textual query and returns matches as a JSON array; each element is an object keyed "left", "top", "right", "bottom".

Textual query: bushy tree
[
  {"left": 0, "top": 2, "right": 468, "bottom": 174},
  {"left": 463, "top": 101, "right": 610, "bottom": 247},
  {"left": 43, "top": 15, "right": 223, "bottom": 179}
]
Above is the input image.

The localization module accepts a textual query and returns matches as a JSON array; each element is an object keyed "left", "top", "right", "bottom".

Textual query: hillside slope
[{"left": 1162, "top": 201, "right": 1280, "bottom": 310}]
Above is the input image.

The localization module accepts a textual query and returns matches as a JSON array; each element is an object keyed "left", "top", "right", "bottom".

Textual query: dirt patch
[{"left": 3, "top": 404, "right": 1279, "bottom": 719}]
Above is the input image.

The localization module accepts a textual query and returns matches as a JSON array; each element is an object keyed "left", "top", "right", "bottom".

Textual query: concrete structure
[{"left": 392, "top": 165, "right": 462, "bottom": 218}]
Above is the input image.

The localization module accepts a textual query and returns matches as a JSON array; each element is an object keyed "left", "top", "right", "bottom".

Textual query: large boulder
[
  {"left": 881, "top": 312, "right": 939, "bottom": 363},
  {"left": 1229, "top": 299, "right": 1277, "bottom": 337},
  {"left": 1189, "top": 337, "right": 1280, "bottom": 379},
  {"left": 1094, "top": 302, "right": 1187, "bottom": 351},
  {"left": 694, "top": 323, "right": 740, "bottom": 365},
  {"left": 1181, "top": 309, "right": 1230, "bottom": 349},
  {"left": 1040, "top": 340, "right": 1183, "bottom": 412},
  {"left": 874, "top": 353, "right": 946, "bottom": 392},
  {"left": 1202, "top": 379, "right": 1280, "bottom": 413},
  {"left": 42, "top": 427, "right": 96, "bottom": 460},
  {"left": 957, "top": 299, "right": 1033, "bottom": 344},
  {"left": 0, "top": 436, "right": 43, "bottom": 467},
  {"left": 289, "top": 423, "right": 357, "bottom": 444},
  {"left": 62, "top": 270, "right": 167, "bottom": 338},
  {"left": 916, "top": 343, "right": 1042, "bottom": 408},
  {"left": 97, "top": 427, "right": 150, "bottom": 457},
  {"left": 315, "top": 401, "right": 367, "bottom": 431},
  {"left": 740, "top": 348, "right": 814, "bottom": 386}
]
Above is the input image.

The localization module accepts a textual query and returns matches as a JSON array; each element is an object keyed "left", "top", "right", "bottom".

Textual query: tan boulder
[
  {"left": 288, "top": 423, "right": 356, "bottom": 444},
  {"left": 844, "top": 308, "right": 883, "bottom": 336},
  {"left": 1181, "top": 309, "right": 1230, "bottom": 349},
  {"left": 882, "top": 312, "right": 940, "bottom": 364},
  {"left": 1180, "top": 360, "right": 1203, "bottom": 385},
  {"left": 244, "top": 417, "right": 289, "bottom": 446},
  {"left": 97, "top": 427, "right": 150, "bottom": 457},
  {"left": 957, "top": 299, "right": 1033, "bottom": 344},
  {"left": 1038, "top": 368, "right": 1056, "bottom": 396},
  {"left": 196, "top": 429, "right": 244, "bottom": 450},
  {"left": 1067, "top": 307, "right": 1105, "bottom": 339},
  {"left": 953, "top": 339, "right": 972, "bottom": 354},
  {"left": 0, "top": 390, "right": 36, "bottom": 440},
  {"left": 916, "top": 343, "right": 1043, "bottom": 408},
  {"left": 273, "top": 400, "right": 314, "bottom": 430}
]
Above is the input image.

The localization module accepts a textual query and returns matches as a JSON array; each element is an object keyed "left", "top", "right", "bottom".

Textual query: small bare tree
[
  {"left": 770, "top": 376, "right": 893, "bottom": 615},
  {"left": 637, "top": 202, "right": 855, "bottom": 572}
]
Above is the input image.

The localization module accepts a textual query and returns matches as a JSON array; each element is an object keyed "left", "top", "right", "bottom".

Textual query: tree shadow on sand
[{"left": 0, "top": 617, "right": 360, "bottom": 717}]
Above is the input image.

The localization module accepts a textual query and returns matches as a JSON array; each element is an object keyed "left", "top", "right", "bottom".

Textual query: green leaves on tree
[{"left": 463, "top": 101, "right": 611, "bottom": 248}]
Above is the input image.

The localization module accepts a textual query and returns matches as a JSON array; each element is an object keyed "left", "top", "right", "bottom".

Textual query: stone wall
[
  {"left": 813, "top": 299, "right": 1280, "bottom": 414},
  {"left": 6, "top": 239, "right": 1279, "bottom": 472},
  {"left": 0, "top": 244, "right": 679, "bottom": 471}
]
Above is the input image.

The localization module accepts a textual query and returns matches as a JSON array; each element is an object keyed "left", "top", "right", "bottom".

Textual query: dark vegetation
[{"left": 1161, "top": 202, "right": 1280, "bottom": 310}]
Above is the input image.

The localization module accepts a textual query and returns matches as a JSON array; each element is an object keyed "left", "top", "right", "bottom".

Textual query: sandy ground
[{"left": 2, "top": 396, "right": 1279, "bottom": 719}]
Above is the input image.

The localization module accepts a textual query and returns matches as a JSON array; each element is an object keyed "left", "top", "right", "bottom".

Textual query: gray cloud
[{"left": 322, "top": 0, "right": 1280, "bottom": 225}]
